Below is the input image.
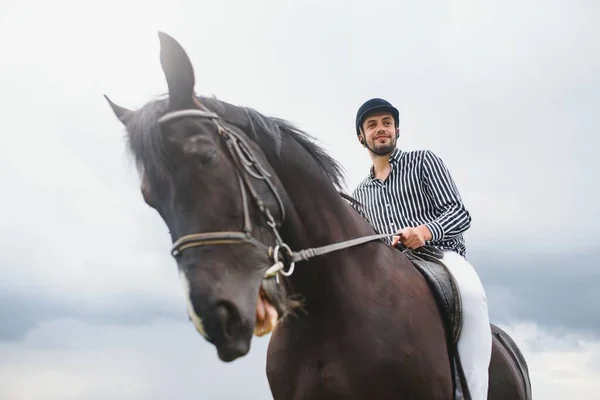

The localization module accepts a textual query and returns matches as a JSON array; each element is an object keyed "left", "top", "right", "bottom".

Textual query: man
[{"left": 351, "top": 98, "right": 492, "bottom": 399}]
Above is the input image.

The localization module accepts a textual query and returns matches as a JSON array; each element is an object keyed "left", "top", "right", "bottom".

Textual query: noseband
[{"left": 157, "top": 106, "right": 393, "bottom": 281}]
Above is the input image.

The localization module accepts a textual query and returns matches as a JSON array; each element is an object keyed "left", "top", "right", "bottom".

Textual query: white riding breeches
[{"left": 442, "top": 250, "right": 492, "bottom": 400}]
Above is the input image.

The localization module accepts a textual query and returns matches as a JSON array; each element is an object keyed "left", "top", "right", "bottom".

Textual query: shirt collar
[
  {"left": 368, "top": 147, "right": 403, "bottom": 180},
  {"left": 389, "top": 147, "right": 403, "bottom": 164}
]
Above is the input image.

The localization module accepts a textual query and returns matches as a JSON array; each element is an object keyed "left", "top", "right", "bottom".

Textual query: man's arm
[{"left": 421, "top": 150, "right": 472, "bottom": 241}]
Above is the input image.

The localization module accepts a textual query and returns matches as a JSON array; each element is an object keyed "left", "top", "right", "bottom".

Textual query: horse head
[{"left": 104, "top": 32, "right": 298, "bottom": 362}]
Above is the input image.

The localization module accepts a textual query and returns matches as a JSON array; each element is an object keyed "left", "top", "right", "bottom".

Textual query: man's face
[{"left": 359, "top": 111, "right": 398, "bottom": 155}]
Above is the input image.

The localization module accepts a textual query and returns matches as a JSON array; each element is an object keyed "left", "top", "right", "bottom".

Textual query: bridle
[{"left": 157, "top": 106, "right": 393, "bottom": 282}]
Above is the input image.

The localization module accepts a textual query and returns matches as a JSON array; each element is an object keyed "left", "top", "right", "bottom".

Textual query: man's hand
[
  {"left": 254, "top": 288, "right": 279, "bottom": 337},
  {"left": 391, "top": 225, "right": 432, "bottom": 249}
]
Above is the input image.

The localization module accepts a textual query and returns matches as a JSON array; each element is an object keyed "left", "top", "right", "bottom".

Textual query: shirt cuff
[{"left": 425, "top": 221, "right": 444, "bottom": 242}]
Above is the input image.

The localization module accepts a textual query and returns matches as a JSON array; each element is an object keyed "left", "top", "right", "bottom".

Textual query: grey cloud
[
  {"left": 2, "top": 247, "right": 597, "bottom": 346},
  {"left": 0, "top": 319, "right": 273, "bottom": 400},
  {"left": 0, "top": 291, "right": 183, "bottom": 342},
  {"left": 1, "top": 317, "right": 598, "bottom": 400},
  {"left": 470, "top": 248, "right": 600, "bottom": 339}
]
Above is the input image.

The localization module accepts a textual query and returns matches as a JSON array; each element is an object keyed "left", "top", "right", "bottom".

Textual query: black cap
[{"left": 355, "top": 98, "right": 399, "bottom": 136}]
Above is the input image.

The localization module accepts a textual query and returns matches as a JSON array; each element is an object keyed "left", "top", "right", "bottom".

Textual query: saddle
[
  {"left": 397, "top": 245, "right": 468, "bottom": 400},
  {"left": 401, "top": 245, "right": 462, "bottom": 345}
]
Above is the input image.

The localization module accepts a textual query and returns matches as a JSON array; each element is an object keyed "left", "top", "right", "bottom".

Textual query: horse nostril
[{"left": 214, "top": 301, "right": 240, "bottom": 340}]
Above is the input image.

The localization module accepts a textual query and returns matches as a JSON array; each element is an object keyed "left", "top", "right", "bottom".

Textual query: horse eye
[{"left": 199, "top": 149, "right": 217, "bottom": 165}]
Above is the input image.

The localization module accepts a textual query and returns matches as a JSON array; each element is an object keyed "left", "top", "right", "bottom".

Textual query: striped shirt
[{"left": 351, "top": 148, "right": 471, "bottom": 257}]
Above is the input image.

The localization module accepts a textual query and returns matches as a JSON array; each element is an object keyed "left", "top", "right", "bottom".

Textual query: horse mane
[
  {"left": 200, "top": 96, "right": 348, "bottom": 193},
  {"left": 262, "top": 120, "right": 366, "bottom": 213},
  {"left": 124, "top": 94, "right": 349, "bottom": 197}
]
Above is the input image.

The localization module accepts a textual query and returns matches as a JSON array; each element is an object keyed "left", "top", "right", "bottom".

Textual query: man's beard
[{"left": 366, "top": 137, "right": 396, "bottom": 155}]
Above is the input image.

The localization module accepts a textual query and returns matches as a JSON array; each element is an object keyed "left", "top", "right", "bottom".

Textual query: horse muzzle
[
  {"left": 180, "top": 270, "right": 254, "bottom": 361},
  {"left": 210, "top": 300, "right": 253, "bottom": 361},
  {"left": 186, "top": 296, "right": 253, "bottom": 362}
]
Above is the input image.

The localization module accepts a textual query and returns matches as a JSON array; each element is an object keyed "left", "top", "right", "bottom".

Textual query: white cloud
[{"left": 497, "top": 322, "right": 600, "bottom": 399}]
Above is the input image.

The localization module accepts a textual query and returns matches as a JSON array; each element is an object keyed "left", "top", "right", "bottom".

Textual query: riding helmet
[{"left": 355, "top": 98, "right": 400, "bottom": 136}]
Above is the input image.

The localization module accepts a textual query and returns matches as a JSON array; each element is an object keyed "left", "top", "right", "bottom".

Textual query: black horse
[{"left": 105, "top": 32, "right": 532, "bottom": 400}]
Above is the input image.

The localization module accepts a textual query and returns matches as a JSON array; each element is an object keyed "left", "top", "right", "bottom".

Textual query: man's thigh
[{"left": 442, "top": 250, "right": 487, "bottom": 301}]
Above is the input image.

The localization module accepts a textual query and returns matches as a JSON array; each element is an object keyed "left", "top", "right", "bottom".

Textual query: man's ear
[{"left": 358, "top": 133, "right": 365, "bottom": 146}]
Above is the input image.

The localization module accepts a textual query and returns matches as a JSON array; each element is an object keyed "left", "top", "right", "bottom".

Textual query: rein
[{"left": 157, "top": 107, "right": 394, "bottom": 281}]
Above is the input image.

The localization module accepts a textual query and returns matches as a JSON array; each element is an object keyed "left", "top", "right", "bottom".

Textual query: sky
[{"left": 0, "top": 0, "right": 598, "bottom": 398}]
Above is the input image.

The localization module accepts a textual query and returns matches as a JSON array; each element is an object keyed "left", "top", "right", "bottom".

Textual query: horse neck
[{"left": 272, "top": 146, "right": 384, "bottom": 305}]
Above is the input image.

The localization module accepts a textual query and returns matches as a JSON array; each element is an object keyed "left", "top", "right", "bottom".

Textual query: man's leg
[{"left": 442, "top": 250, "right": 492, "bottom": 400}]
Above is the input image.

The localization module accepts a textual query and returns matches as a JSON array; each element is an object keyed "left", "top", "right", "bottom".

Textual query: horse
[{"left": 104, "top": 32, "right": 532, "bottom": 400}]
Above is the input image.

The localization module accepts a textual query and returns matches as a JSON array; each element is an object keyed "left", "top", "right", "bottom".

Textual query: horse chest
[
  {"left": 267, "top": 337, "right": 398, "bottom": 400},
  {"left": 275, "top": 355, "right": 362, "bottom": 399},
  {"left": 301, "top": 358, "right": 351, "bottom": 398}
]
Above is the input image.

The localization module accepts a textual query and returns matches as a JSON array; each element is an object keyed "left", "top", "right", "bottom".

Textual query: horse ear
[
  {"left": 104, "top": 95, "right": 132, "bottom": 125},
  {"left": 158, "top": 31, "right": 195, "bottom": 110}
]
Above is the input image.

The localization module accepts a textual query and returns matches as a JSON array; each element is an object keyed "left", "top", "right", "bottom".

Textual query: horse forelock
[{"left": 124, "top": 96, "right": 172, "bottom": 182}]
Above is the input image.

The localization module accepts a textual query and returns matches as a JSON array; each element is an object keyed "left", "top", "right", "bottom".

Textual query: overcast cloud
[{"left": 1, "top": 0, "right": 599, "bottom": 398}]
